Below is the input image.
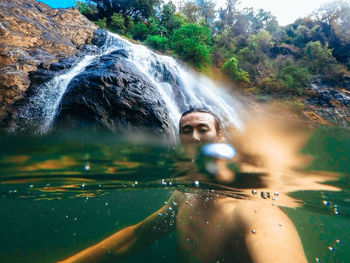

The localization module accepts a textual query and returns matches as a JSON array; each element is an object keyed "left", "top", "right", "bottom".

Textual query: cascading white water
[
  {"left": 104, "top": 32, "right": 245, "bottom": 133},
  {"left": 13, "top": 31, "right": 245, "bottom": 134}
]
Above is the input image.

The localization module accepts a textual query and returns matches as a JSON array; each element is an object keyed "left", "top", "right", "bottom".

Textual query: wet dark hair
[{"left": 179, "top": 108, "right": 222, "bottom": 134}]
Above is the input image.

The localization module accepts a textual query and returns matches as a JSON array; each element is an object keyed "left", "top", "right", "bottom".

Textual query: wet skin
[{"left": 59, "top": 112, "right": 307, "bottom": 263}]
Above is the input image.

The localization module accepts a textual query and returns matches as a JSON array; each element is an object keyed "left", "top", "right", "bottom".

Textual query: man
[{"left": 58, "top": 109, "right": 307, "bottom": 263}]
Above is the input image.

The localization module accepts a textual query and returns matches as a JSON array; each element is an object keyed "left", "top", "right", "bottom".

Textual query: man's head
[{"left": 179, "top": 108, "right": 222, "bottom": 144}]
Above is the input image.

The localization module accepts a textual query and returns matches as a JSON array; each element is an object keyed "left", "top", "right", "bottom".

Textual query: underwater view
[{"left": 0, "top": 127, "right": 350, "bottom": 263}]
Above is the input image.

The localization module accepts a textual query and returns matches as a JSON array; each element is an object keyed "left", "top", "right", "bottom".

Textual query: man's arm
[{"left": 58, "top": 192, "right": 179, "bottom": 263}]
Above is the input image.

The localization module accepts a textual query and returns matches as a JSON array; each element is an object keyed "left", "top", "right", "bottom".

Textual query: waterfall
[{"left": 12, "top": 31, "right": 245, "bottom": 134}]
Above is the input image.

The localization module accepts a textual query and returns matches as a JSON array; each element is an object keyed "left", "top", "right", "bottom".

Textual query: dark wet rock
[
  {"left": 304, "top": 82, "right": 350, "bottom": 126},
  {"left": 91, "top": 29, "right": 108, "bottom": 48},
  {"left": 54, "top": 52, "right": 172, "bottom": 137},
  {"left": 110, "top": 49, "right": 129, "bottom": 58}
]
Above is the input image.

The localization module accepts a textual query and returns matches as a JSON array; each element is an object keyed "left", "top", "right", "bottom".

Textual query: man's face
[{"left": 179, "top": 112, "right": 220, "bottom": 144}]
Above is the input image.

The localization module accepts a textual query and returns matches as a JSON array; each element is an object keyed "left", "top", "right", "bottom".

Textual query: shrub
[
  {"left": 221, "top": 57, "right": 250, "bottom": 83},
  {"left": 94, "top": 17, "right": 107, "bottom": 28},
  {"left": 131, "top": 22, "right": 149, "bottom": 41},
  {"left": 259, "top": 76, "right": 285, "bottom": 92},
  {"left": 145, "top": 35, "right": 169, "bottom": 52},
  {"left": 277, "top": 64, "right": 310, "bottom": 95}
]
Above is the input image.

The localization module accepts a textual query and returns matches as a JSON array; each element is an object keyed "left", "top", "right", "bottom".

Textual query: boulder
[
  {"left": 0, "top": 0, "right": 97, "bottom": 123},
  {"left": 54, "top": 51, "right": 172, "bottom": 137}
]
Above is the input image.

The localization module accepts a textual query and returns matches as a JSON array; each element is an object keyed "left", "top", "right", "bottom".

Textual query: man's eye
[
  {"left": 181, "top": 129, "right": 192, "bottom": 134},
  {"left": 199, "top": 129, "right": 209, "bottom": 133}
]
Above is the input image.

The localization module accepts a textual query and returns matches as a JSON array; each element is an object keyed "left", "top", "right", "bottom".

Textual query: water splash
[{"left": 13, "top": 55, "right": 95, "bottom": 134}]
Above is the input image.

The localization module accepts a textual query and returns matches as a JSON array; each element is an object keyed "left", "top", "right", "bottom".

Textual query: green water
[{"left": 0, "top": 128, "right": 350, "bottom": 263}]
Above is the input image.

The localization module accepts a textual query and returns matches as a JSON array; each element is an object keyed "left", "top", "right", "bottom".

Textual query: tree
[
  {"left": 88, "top": 0, "right": 161, "bottom": 20},
  {"left": 182, "top": 2, "right": 200, "bottom": 23},
  {"left": 160, "top": 2, "right": 181, "bottom": 36},
  {"left": 196, "top": 0, "right": 216, "bottom": 27},
  {"left": 110, "top": 12, "right": 125, "bottom": 33},
  {"left": 75, "top": 1, "right": 98, "bottom": 20},
  {"left": 303, "top": 41, "right": 339, "bottom": 74},
  {"left": 171, "top": 24, "right": 212, "bottom": 69}
]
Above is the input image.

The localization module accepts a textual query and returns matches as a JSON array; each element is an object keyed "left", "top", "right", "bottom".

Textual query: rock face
[
  {"left": 304, "top": 81, "right": 350, "bottom": 126},
  {"left": 54, "top": 48, "right": 171, "bottom": 136},
  {"left": 0, "top": 0, "right": 97, "bottom": 123}
]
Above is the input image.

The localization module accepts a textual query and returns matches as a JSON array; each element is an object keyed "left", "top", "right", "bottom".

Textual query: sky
[
  {"left": 38, "top": 0, "right": 333, "bottom": 26},
  {"left": 38, "top": 0, "right": 76, "bottom": 8}
]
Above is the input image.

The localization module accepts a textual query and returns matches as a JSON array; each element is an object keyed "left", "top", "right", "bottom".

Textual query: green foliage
[
  {"left": 80, "top": 0, "right": 349, "bottom": 95},
  {"left": 171, "top": 24, "right": 212, "bottom": 69},
  {"left": 236, "top": 31, "right": 273, "bottom": 80},
  {"left": 148, "top": 17, "right": 163, "bottom": 35},
  {"left": 75, "top": 1, "right": 97, "bottom": 18},
  {"left": 145, "top": 35, "right": 169, "bottom": 52},
  {"left": 277, "top": 63, "right": 310, "bottom": 95},
  {"left": 160, "top": 2, "right": 181, "bottom": 36},
  {"left": 303, "top": 41, "right": 339, "bottom": 74},
  {"left": 131, "top": 22, "right": 149, "bottom": 41},
  {"left": 94, "top": 17, "right": 107, "bottom": 28},
  {"left": 221, "top": 57, "right": 250, "bottom": 83},
  {"left": 89, "top": 0, "right": 161, "bottom": 20},
  {"left": 109, "top": 13, "right": 125, "bottom": 33},
  {"left": 124, "top": 15, "right": 134, "bottom": 34},
  {"left": 259, "top": 76, "right": 285, "bottom": 93}
]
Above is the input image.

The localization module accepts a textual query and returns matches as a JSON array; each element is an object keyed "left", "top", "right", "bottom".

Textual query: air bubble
[
  {"left": 29, "top": 185, "right": 34, "bottom": 188},
  {"left": 328, "top": 246, "right": 334, "bottom": 251},
  {"left": 336, "top": 239, "right": 342, "bottom": 244},
  {"left": 315, "top": 258, "right": 321, "bottom": 263},
  {"left": 251, "top": 230, "right": 256, "bottom": 234},
  {"left": 158, "top": 213, "right": 162, "bottom": 216},
  {"left": 84, "top": 163, "right": 90, "bottom": 171},
  {"left": 274, "top": 192, "right": 279, "bottom": 196},
  {"left": 193, "top": 181, "right": 200, "bottom": 187},
  {"left": 252, "top": 189, "right": 257, "bottom": 195},
  {"left": 323, "top": 200, "right": 330, "bottom": 206}
]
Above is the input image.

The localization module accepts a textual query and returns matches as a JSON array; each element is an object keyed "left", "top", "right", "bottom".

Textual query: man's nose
[{"left": 191, "top": 130, "right": 201, "bottom": 142}]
